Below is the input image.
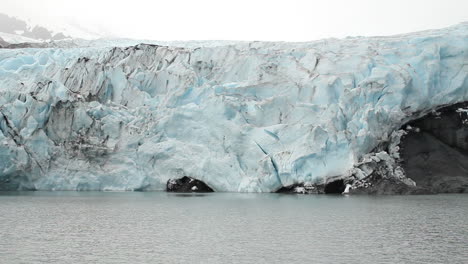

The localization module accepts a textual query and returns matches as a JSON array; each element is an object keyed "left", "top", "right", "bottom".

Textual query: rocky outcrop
[
  {"left": 346, "top": 129, "right": 415, "bottom": 194},
  {"left": 276, "top": 183, "right": 324, "bottom": 194},
  {"left": 348, "top": 103, "right": 468, "bottom": 194},
  {"left": 350, "top": 174, "right": 432, "bottom": 195},
  {"left": 166, "top": 176, "right": 214, "bottom": 193},
  {"left": 0, "top": 37, "right": 8, "bottom": 48},
  {"left": 399, "top": 103, "right": 468, "bottom": 193},
  {"left": 3, "top": 42, "right": 49, "bottom": 49},
  {"left": 276, "top": 179, "right": 347, "bottom": 194}
]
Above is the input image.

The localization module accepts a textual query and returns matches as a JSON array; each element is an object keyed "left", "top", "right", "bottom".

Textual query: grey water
[{"left": 0, "top": 192, "right": 466, "bottom": 264}]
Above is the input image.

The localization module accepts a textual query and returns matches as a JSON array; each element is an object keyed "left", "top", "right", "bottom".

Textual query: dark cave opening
[
  {"left": 399, "top": 102, "right": 468, "bottom": 193},
  {"left": 166, "top": 176, "right": 214, "bottom": 193},
  {"left": 324, "top": 179, "right": 346, "bottom": 194}
]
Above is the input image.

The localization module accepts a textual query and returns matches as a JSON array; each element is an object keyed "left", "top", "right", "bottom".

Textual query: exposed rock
[
  {"left": 276, "top": 179, "right": 347, "bottom": 194},
  {"left": 348, "top": 130, "right": 419, "bottom": 194},
  {"left": 276, "top": 182, "right": 324, "bottom": 194},
  {"left": 350, "top": 102, "right": 468, "bottom": 194},
  {"left": 399, "top": 103, "right": 468, "bottom": 193},
  {"left": 350, "top": 174, "right": 433, "bottom": 195},
  {"left": 4, "top": 42, "right": 49, "bottom": 49},
  {"left": 166, "top": 176, "right": 214, "bottom": 193},
  {"left": 0, "top": 37, "right": 8, "bottom": 48}
]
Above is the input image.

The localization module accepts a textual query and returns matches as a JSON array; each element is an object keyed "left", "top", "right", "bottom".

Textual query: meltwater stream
[{"left": 0, "top": 192, "right": 467, "bottom": 264}]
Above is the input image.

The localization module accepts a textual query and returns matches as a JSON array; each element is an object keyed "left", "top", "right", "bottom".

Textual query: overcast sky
[{"left": 3, "top": 0, "right": 468, "bottom": 41}]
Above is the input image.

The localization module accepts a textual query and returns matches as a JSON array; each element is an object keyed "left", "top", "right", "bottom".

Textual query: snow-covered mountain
[
  {"left": 0, "top": 13, "right": 109, "bottom": 43},
  {"left": 0, "top": 23, "right": 467, "bottom": 192}
]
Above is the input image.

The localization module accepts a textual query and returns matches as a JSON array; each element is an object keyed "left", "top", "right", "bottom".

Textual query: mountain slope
[{"left": 0, "top": 13, "right": 109, "bottom": 42}]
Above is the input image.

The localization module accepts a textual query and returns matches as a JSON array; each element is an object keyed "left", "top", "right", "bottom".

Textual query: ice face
[{"left": 0, "top": 23, "right": 467, "bottom": 192}]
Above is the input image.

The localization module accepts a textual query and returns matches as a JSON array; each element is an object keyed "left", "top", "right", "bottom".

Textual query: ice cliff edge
[{"left": 0, "top": 23, "right": 467, "bottom": 192}]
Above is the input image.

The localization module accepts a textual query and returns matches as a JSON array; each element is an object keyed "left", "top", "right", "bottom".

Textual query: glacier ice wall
[{"left": 0, "top": 24, "right": 467, "bottom": 191}]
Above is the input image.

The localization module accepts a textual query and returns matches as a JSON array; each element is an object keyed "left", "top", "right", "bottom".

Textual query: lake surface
[{"left": 0, "top": 192, "right": 466, "bottom": 264}]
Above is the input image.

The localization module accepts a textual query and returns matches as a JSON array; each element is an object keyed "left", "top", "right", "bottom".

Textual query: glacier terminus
[{"left": 0, "top": 23, "right": 467, "bottom": 193}]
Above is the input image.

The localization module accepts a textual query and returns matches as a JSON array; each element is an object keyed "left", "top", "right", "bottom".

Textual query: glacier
[{"left": 0, "top": 23, "right": 467, "bottom": 192}]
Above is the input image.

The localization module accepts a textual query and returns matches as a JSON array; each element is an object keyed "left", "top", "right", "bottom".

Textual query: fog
[{"left": 2, "top": 0, "right": 468, "bottom": 41}]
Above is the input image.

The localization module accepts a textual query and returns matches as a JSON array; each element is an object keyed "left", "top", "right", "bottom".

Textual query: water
[{"left": 0, "top": 192, "right": 466, "bottom": 264}]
